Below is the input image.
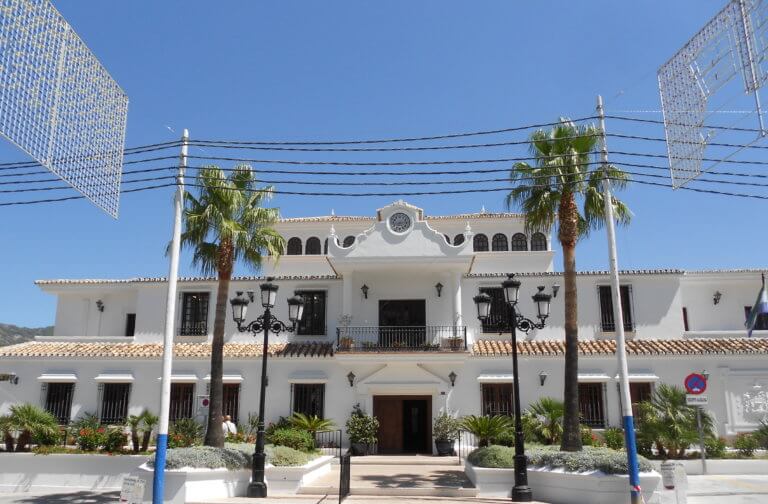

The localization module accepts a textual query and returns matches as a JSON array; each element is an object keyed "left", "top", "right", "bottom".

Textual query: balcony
[{"left": 335, "top": 326, "right": 467, "bottom": 352}]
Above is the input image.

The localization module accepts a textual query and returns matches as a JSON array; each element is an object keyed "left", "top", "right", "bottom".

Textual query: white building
[{"left": 1, "top": 201, "right": 767, "bottom": 453}]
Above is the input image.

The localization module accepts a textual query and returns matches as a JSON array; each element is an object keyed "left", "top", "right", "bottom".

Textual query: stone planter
[
  {"left": 465, "top": 461, "right": 661, "bottom": 504},
  {"left": 435, "top": 439, "right": 454, "bottom": 456},
  {"left": 265, "top": 455, "right": 333, "bottom": 494},
  {"left": 651, "top": 458, "right": 768, "bottom": 475}
]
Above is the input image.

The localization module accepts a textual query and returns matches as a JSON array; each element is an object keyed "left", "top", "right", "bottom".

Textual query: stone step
[
  {"left": 298, "top": 486, "right": 478, "bottom": 498},
  {"left": 349, "top": 455, "right": 461, "bottom": 466}
]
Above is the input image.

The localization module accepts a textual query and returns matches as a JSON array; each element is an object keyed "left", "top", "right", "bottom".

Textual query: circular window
[{"left": 389, "top": 212, "right": 412, "bottom": 233}]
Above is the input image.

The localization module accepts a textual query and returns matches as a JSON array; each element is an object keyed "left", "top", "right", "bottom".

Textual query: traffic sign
[
  {"left": 684, "top": 373, "right": 707, "bottom": 395},
  {"left": 686, "top": 395, "right": 708, "bottom": 406}
]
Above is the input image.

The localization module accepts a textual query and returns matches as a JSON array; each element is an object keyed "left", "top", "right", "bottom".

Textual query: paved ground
[
  {"left": 686, "top": 475, "right": 768, "bottom": 504},
  {"left": 0, "top": 490, "right": 120, "bottom": 503}
]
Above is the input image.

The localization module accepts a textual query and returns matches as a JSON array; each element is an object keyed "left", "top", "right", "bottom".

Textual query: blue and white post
[
  {"left": 597, "top": 97, "right": 642, "bottom": 504},
  {"left": 152, "top": 129, "right": 188, "bottom": 504}
]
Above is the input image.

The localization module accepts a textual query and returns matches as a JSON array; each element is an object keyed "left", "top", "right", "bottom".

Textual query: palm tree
[
  {"left": 289, "top": 413, "right": 336, "bottom": 435},
  {"left": 7, "top": 404, "right": 59, "bottom": 451},
  {"left": 460, "top": 415, "right": 513, "bottom": 447},
  {"left": 523, "top": 397, "right": 564, "bottom": 445},
  {"left": 506, "top": 119, "right": 631, "bottom": 451},
  {"left": 180, "top": 165, "right": 284, "bottom": 447}
]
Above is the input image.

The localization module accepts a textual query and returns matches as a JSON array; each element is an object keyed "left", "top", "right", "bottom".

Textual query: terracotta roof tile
[
  {"left": 472, "top": 338, "right": 768, "bottom": 357},
  {"left": 35, "top": 275, "right": 339, "bottom": 286},
  {"left": 278, "top": 212, "right": 524, "bottom": 224},
  {"left": 0, "top": 341, "right": 333, "bottom": 359}
]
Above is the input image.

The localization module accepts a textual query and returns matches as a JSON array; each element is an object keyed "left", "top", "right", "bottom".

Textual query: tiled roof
[
  {"left": 472, "top": 338, "right": 768, "bottom": 357},
  {"left": 279, "top": 212, "right": 524, "bottom": 224},
  {"left": 467, "top": 270, "right": 685, "bottom": 278},
  {"left": 35, "top": 275, "right": 339, "bottom": 286},
  {"left": 0, "top": 341, "right": 334, "bottom": 359}
]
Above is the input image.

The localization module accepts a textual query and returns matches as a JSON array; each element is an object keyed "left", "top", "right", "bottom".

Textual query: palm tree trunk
[
  {"left": 204, "top": 246, "right": 233, "bottom": 447},
  {"left": 559, "top": 192, "right": 583, "bottom": 452}
]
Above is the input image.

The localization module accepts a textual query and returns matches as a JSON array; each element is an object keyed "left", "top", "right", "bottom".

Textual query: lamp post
[
  {"left": 473, "top": 274, "right": 553, "bottom": 503},
  {"left": 230, "top": 278, "right": 305, "bottom": 498}
]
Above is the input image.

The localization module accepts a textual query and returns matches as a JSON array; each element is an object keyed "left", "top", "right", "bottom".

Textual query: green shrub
[
  {"left": 345, "top": 406, "right": 379, "bottom": 445},
  {"left": 704, "top": 437, "right": 727, "bottom": 458},
  {"left": 147, "top": 446, "right": 251, "bottom": 470},
  {"left": 32, "top": 426, "right": 64, "bottom": 447},
  {"left": 461, "top": 415, "right": 512, "bottom": 448},
  {"left": 603, "top": 427, "right": 624, "bottom": 451},
  {"left": 168, "top": 418, "right": 203, "bottom": 448},
  {"left": 753, "top": 420, "right": 768, "bottom": 450},
  {"left": 580, "top": 425, "right": 595, "bottom": 446},
  {"left": 7, "top": 404, "right": 59, "bottom": 451},
  {"left": 102, "top": 427, "right": 127, "bottom": 452},
  {"left": 264, "top": 416, "right": 291, "bottom": 439},
  {"left": 734, "top": 433, "right": 759, "bottom": 457},
  {"left": 76, "top": 427, "right": 106, "bottom": 451},
  {"left": 268, "top": 427, "right": 315, "bottom": 452},
  {"left": 268, "top": 445, "right": 312, "bottom": 466},
  {"left": 433, "top": 413, "right": 461, "bottom": 442},
  {"left": 493, "top": 429, "right": 516, "bottom": 447},
  {"left": 467, "top": 445, "right": 516, "bottom": 468},
  {"left": 289, "top": 413, "right": 335, "bottom": 435}
]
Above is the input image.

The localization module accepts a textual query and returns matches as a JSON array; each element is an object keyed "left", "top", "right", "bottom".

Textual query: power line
[
  {"left": 605, "top": 114, "right": 767, "bottom": 133},
  {"left": 0, "top": 183, "right": 177, "bottom": 207}
]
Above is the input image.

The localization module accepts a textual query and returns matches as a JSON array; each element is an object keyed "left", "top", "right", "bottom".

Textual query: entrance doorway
[
  {"left": 378, "top": 299, "right": 426, "bottom": 348},
  {"left": 373, "top": 395, "right": 432, "bottom": 454}
]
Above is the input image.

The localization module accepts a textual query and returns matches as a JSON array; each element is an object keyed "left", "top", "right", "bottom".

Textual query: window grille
[
  {"left": 125, "top": 313, "right": 136, "bottom": 337},
  {"left": 473, "top": 234, "right": 489, "bottom": 252},
  {"left": 342, "top": 236, "right": 355, "bottom": 248},
  {"left": 510, "top": 233, "right": 528, "bottom": 251},
  {"left": 296, "top": 290, "right": 326, "bottom": 336},
  {"left": 531, "top": 232, "right": 547, "bottom": 251},
  {"left": 629, "top": 382, "right": 653, "bottom": 419},
  {"left": 745, "top": 306, "right": 768, "bottom": 330},
  {"left": 491, "top": 233, "right": 508, "bottom": 251},
  {"left": 598, "top": 285, "right": 634, "bottom": 332},
  {"left": 169, "top": 383, "right": 194, "bottom": 422},
  {"left": 481, "top": 383, "right": 513, "bottom": 416},
  {"left": 44, "top": 383, "right": 75, "bottom": 424},
  {"left": 453, "top": 233, "right": 465, "bottom": 246},
  {"left": 578, "top": 382, "right": 606, "bottom": 428},
  {"left": 479, "top": 287, "right": 511, "bottom": 333},
  {"left": 180, "top": 292, "right": 209, "bottom": 336},
  {"left": 305, "top": 237, "right": 321, "bottom": 255},
  {"left": 291, "top": 383, "right": 325, "bottom": 418},
  {"left": 286, "top": 237, "right": 303, "bottom": 255},
  {"left": 99, "top": 383, "right": 131, "bottom": 424},
  {"left": 223, "top": 384, "right": 241, "bottom": 423}
]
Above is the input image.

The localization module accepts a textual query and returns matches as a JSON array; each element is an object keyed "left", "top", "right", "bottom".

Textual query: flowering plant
[{"left": 76, "top": 427, "right": 106, "bottom": 451}]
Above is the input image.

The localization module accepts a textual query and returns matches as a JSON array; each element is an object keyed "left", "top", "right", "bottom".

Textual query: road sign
[
  {"left": 686, "top": 395, "right": 709, "bottom": 406},
  {"left": 197, "top": 395, "right": 210, "bottom": 413},
  {"left": 684, "top": 373, "right": 707, "bottom": 395}
]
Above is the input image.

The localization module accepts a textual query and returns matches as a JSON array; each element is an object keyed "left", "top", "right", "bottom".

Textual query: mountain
[{"left": 0, "top": 323, "right": 53, "bottom": 346}]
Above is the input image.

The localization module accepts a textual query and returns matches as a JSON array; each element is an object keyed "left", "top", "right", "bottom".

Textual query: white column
[
  {"left": 342, "top": 271, "right": 353, "bottom": 318},
  {"left": 453, "top": 271, "right": 463, "bottom": 328}
]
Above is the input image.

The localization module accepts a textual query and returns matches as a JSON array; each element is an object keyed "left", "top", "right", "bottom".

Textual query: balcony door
[{"left": 378, "top": 300, "right": 426, "bottom": 348}]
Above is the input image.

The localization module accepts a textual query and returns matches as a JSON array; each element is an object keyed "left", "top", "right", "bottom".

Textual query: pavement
[{"left": 686, "top": 475, "right": 768, "bottom": 504}]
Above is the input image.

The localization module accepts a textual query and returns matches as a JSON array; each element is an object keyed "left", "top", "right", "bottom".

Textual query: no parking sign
[{"left": 684, "top": 373, "right": 707, "bottom": 395}]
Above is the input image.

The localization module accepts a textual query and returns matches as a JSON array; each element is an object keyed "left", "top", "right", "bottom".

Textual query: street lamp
[
  {"left": 474, "top": 273, "right": 553, "bottom": 503},
  {"left": 230, "top": 278, "right": 305, "bottom": 498}
]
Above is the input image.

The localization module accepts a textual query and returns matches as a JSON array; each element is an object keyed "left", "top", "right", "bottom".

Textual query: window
[
  {"left": 578, "top": 382, "right": 605, "bottom": 428},
  {"left": 292, "top": 383, "right": 325, "bottom": 418},
  {"left": 629, "top": 382, "right": 652, "bottom": 419},
  {"left": 342, "top": 235, "right": 355, "bottom": 248},
  {"left": 100, "top": 383, "right": 131, "bottom": 424},
  {"left": 286, "top": 237, "right": 303, "bottom": 255},
  {"left": 453, "top": 233, "right": 465, "bottom": 246},
  {"left": 305, "top": 237, "right": 321, "bottom": 255},
  {"left": 444, "top": 234, "right": 450, "bottom": 244},
  {"left": 745, "top": 306, "right": 768, "bottom": 331},
  {"left": 479, "top": 287, "right": 511, "bottom": 333},
  {"left": 481, "top": 383, "right": 513, "bottom": 416},
  {"left": 510, "top": 233, "right": 528, "bottom": 251},
  {"left": 491, "top": 233, "right": 508, "bottom": 251},
  {"left": 598, "top": 285, "right": 634, "bottom": 332},
  {"left": 223, "top": 384, "right": 240, "bottom": 423},
  {"left": 180, "top": 292, "right": 209, "bottom": 336},
  {"left": 682, "top": 307, "right": 689, "bottom": 332},
  {"left": 169, "top": 383, "right": 194, "bottom": 422},
  {"left": 473, "top": 234, "right": 489, "bottom": 252},
  {"left": 125, "top": 313, "right": 136, "bottom": 337},
  {"left": 531, "top": 232, "right": 547, "bottom": 251},
  {"left": 43, "top": 383, "right": 74, "bottom": 424},
  {"left": 323, "top": 238, "right": 329, "bottom": 255},
  {"left": 296, "top": 290, "right": 326, "bottom": 335}
]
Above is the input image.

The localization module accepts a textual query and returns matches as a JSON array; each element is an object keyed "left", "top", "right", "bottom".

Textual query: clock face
[{"left": 389, "top": 212, "right": 412, "bottom": 233}]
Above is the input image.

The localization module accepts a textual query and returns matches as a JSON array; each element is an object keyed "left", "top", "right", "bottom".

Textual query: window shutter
[{"left": 598, "top": 285, "right": 614, "bottom": 331}]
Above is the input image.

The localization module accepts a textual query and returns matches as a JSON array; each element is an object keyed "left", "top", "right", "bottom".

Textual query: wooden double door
[{"left": 373, "top": 395, "right": 432, "bottom": 454}]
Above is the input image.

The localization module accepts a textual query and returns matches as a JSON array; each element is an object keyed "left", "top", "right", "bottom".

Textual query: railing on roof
[{"left": 336, "top": 326, "right": 467, "bottom": 352}]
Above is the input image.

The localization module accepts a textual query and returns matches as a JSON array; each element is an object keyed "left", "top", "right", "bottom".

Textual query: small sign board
[
  {"left": 660, "top": 460, "right": 676, "bottom": 489},
  {"left": 686, "top": 395, "right": 708, "bottom": 406},
  {"left": 684, "top": 373, "right": 707, "bottom": 395},
  {"left": 119, "top": 476, "right": 145, "bottom": 504},
  {"left": 197, "top": 394, "right": 210, "bottom": 413}
]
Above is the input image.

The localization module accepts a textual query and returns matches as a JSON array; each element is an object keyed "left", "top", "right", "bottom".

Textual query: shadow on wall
[{"left": 8, "top": 490, "right": 120, "bottom": 503}]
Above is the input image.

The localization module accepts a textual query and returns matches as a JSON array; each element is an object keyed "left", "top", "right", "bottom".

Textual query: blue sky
[{"left": 2, "top": 1, "right": 766, "bottom": 327}]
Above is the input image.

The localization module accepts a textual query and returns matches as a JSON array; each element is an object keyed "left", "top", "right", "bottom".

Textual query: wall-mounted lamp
[
  {"left": 702, "top": 370, "right": 710, "bottom": 381},
  {"left": 752, "top": 380, "right": 763, "bottom": 390},
  {"left": 0, "top": 373, "right": 19, "bottom": 385},
  {"left": 347, "top": 371, "right": 356, "bottom": 387},
  {"left": 361, "top": 284, "right": 369, "bottom": 299},
  {"left": 435, "top": 282, "right": 443, "bottom": 297},
  {"left": 552, "top": 284, "right": 560, "bottom": 298},
  {"left": 539, "top": 371, "right": 548, "bottom": 386},
  {"left": 96, "top": 300, "right": 104, "bottom": 312},
  {"left": 448, "top": 371, "right": 457, "bottom": 387},
  {"left": 713, "top": 291, "right": 722, "bottom": 305}
]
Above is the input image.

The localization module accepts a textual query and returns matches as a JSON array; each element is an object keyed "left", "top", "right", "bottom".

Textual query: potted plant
[
  {"left": 345, "top": 404, "right": 379, "bottom": 456},
  {"left": 447, "top": 336, "right": 464, "bottom": 351},
  {"left": 433, "top": 412, "right": 461, "bottom": 456},
  {"left": 338, "top": 337, "right": 354, "bottom": 351}
]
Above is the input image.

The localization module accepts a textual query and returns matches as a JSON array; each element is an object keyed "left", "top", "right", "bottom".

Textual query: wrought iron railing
[
  {"left": 314, "top": 429, "right": 342, "bottom": 459},
  {"left": 336, "top": 326, "right": 467, "bottom": 352},
  {"left": 179, "top": 321, "right": 208, "bottom": 336},
  {"left": 338, "top": 450, "right": 351, "bottom": 503}
]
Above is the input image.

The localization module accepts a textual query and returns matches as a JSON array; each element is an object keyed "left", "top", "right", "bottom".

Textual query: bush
[
  {"left": 603, "top": 427, "right": 624, "bottom": 451},
  {"left": 33, "top": 426, "right": 64, "bottom": 447},
  {"left": 494, "top": 429, "right": 516, "bottom": 447},
  {"left": 433, "top": 413, "right": 461, "bottom": 442},
  {"left": 268, "top": 445, "right": 312, "bottom": 466},
  {"left": 468, "top": 445, "right": 653, "bottom": 475},
  {"left": 147, "top": 446, "right": 251, "bottom": 470},
  {"left": 102, "top": 427, "right": 127, "bottom": 452},
  {"left": 580, "top": 425, "right": 596, "bottom": 446},
  {"left": 289, "top": 413, "right": 335, "bottom": 435},
  {"left": 168, "top": 418, "right": 203, "bottom": 448},
  {"left": 264, "top": 416, "right": 291, "bottom": 439},
  {"left": 7, "top": 404, "right": 60, "bottom": 451},
  {"left": 704, "top": 437, "right": 727, "bottom": 458},
  {"left": 76, "top": 427, "right": 106, "bottom": 451},
  {"left": 268, "top": 427, "right": 315, "bottom": 452},
  {"left": 753, "top": 420, "right": 768, "bottom": 450},
  {"left": 345, "top": 405, "right": 379, "bottom": 445},
  {"left": 523, "top": 398, "right": 564, "bottom": 445},
  {"left": 734, "top": 433, "right": 759, "bottom": 457}
]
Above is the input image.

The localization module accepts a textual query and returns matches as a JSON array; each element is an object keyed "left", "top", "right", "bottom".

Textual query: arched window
[
  {"left": 454, "top": 234, "right": 465, "bottom": 246},
  {"left": 444, "top": 234, "right": 451, "bottom": 244},
  {"left": 286, "top": 237, "right": 302, "bottom": 255},
  {"left": 305, "top": 237, "right": 321, "bottom": 255},
  {"left": 342, "top": 235, "right": 355, "bottom": 248},
  {"left": 473, "top": 234, "right": 489, "bottom": 252},
  {"left": 510, "top": 233, "right": 528, "bottom": 251},
  {"left": 531, "top": 232, "right": 547, "bottom": 251},
  {"left": 491, "top": 233, "right": 508, "bottom": 251},
  {"left": 323, "top": 238, "right": 329, "bottom": 255}
]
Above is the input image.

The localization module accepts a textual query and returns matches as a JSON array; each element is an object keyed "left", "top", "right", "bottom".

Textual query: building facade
[{"left": 1, "top": 201, "right": 767, "bottom": 453}]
